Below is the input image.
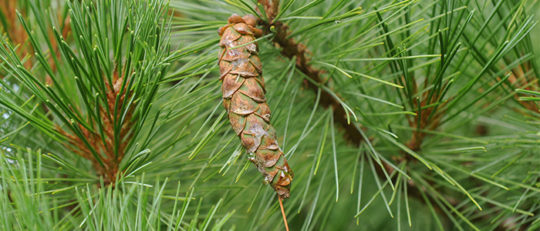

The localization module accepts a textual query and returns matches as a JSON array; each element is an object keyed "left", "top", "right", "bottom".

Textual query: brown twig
[
  {"left": 3, "top": 1, "right": 125, "bottom": 184},
  {"left": 256, "top": 1, "right": 364, "bottom": 146},
  {"left": 405, "top": 93, "right": 447, "bottom": 152},
  {"left": 57, "top": 71, "right": 134, "bottom": 185},
  {"left": 2, "top": 0, "right": 130, "bottom": 188},
  {"left": 278, "top": 196, "right": 290, "bottom": 231}
]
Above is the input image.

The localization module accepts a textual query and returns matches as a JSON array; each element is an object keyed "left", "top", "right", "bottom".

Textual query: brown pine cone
[{"left": 218, "top": 14, "right": 293, "bottom": 198}]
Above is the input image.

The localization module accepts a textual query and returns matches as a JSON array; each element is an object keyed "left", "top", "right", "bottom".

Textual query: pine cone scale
[{"left": 222, "top": 74, "right": 244, "bottom": 98}]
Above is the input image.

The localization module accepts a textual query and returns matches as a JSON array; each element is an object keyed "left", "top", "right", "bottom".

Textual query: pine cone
[{"left": 218, "top": 14, "right": 293, "bottom": 198}]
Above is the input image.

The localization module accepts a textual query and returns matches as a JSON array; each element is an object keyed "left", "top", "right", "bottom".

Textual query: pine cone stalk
[{"left": 218, "top": 14, "right": 293, "bottom": 198}]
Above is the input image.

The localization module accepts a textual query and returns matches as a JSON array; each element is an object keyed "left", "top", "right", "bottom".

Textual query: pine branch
[
  {"left": 255, "top": 2, "right": 539, "bottom": 230},
  {"left": 0, "top": 0, "right": 170, "bottom": 185},
  {"left": 2, "top": 0, "right": 539, "bottom": 229},
  {"left": 257, "top": 0, "right": 364, "bottom": 145},
  {"left": 252, "top": 1, "right": 463, "bottom": 227}
]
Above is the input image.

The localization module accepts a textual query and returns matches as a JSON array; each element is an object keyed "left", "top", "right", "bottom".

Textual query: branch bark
[{"left": 257, "top": 1, "right": 364, "bottom": 145}]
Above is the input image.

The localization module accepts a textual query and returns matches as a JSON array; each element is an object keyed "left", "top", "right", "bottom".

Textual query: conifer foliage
[{"left": 1, "top": 0, "right": 539, "bottom": 230}]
